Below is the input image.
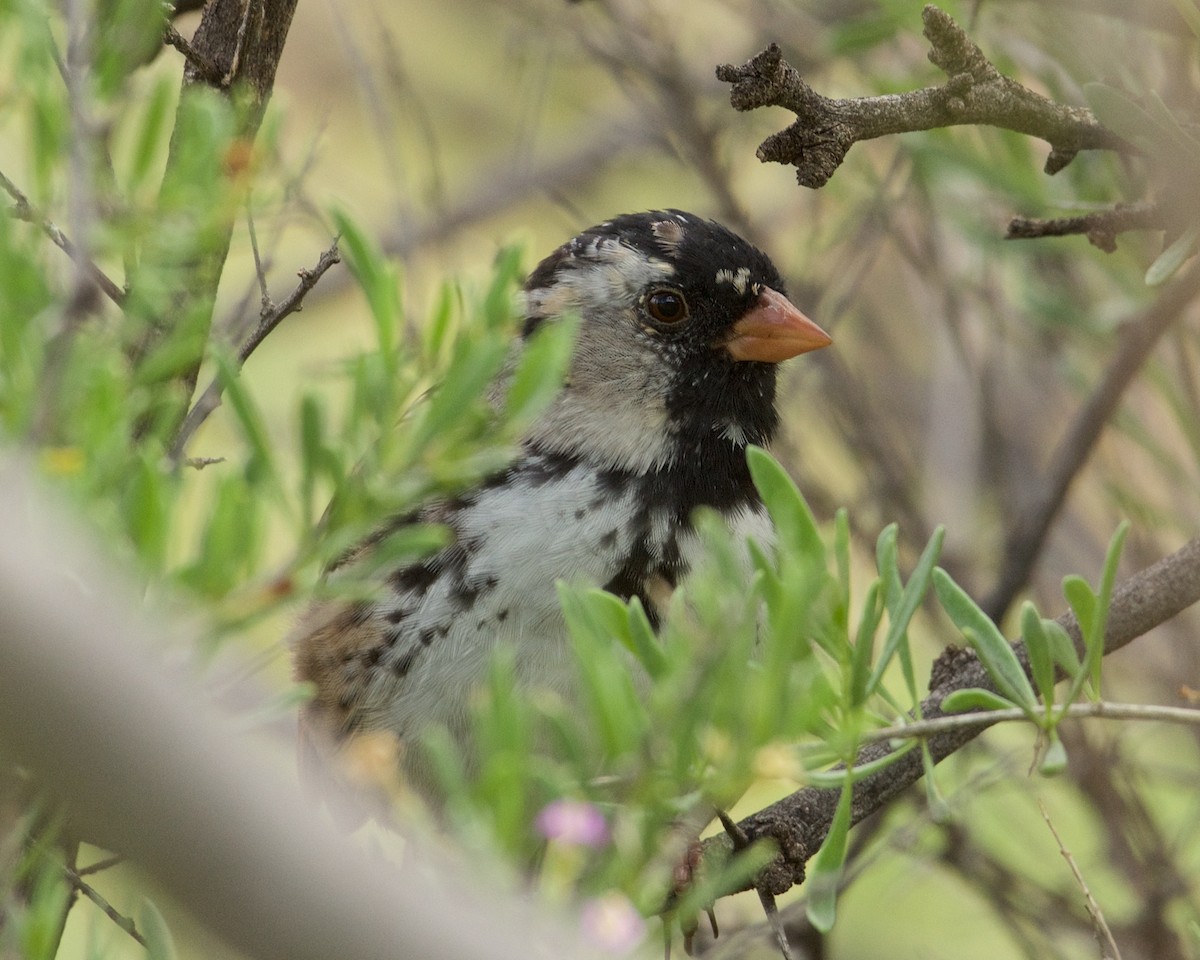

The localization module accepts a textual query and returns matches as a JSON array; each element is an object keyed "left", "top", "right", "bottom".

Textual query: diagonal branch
[
  {"left": 981, "top": 265, "right": 1200, "bottom": 622},
  {"left": 700, "top": 534, "right": 1200, "bottom": 898},
  {"left": 716, "top": 5, "right": 1133, "bottom": 189},
  {"left": 0, "top": 168, "right": 126, "bottom": 308},
  {"left": 168, "top": 237, "right": 340, "bottom": 462}
]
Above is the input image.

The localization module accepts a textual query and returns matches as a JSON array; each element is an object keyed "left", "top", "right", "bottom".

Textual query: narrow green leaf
[
  {"left": 941, "top": 688, "right": 1020, "bottom": 713},
  {"left": 503, "top": 312, "right": 577, "bottom": 426},
  {"left": 874, "top": 523, "right": 902, "bottom": 615},
  {"left": 139, "top": 898, "right": 178, "bottom": 960},
  {"left": 867, "top": 527, "right": 944, "bottom": 697},
  {"left": 806, "top": 784, "right": 853, "bottom": 932},
  {"left": 933, "top": 568, "right": 1037, "bottom": 712},
  {"left": 128, "top": 75, "right": 173, "bottom": 191},
  {"left": 805, "top": 739, "right": 918, "bottom": 787},
  {"left": 1146, "top": 225, "right": 1199, "bottom": 287},
  {"left": 626, "top": 597, "right": 667, "bottom": 679},
  {"left": 849, "top": 580, "right": 882, "bottom": 706},
  {"left": 1020, "top": 601, "right": 1056, "bottom": 708},
  {"left": 747, "top": 446, "right": 823, "bottom": 564},
  {"left": 1088, "top": 523, "right": 1129, "bottom": 693},
  {"left": 332, "top": 208, "right": 398, "bottom": 360},
  {"left": 1062, "top": 576, "right": 1096, "bottom": 639},
  {"left": 834, "top": 507, "right": 851, "bottom": 623},
  {"left": 213, "top": 350, "right": 277, "bottom": 488},
  {"left": 1044, "top": 620, "right": 1082, "bottom": 678}
]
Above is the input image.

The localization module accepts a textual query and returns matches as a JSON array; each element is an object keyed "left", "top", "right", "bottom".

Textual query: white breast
[{"left": 373, "top": 466, "right": 639, "bottom": 737}]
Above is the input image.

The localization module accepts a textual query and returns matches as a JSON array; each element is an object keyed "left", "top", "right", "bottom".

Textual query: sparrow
[{"left": 291, "top": 210, "right": 831, "bottom": 796}]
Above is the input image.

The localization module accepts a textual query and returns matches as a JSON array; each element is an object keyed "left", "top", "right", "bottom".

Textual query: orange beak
[{"left": 722, "top": 287, "right": 832, "bottom": 363}]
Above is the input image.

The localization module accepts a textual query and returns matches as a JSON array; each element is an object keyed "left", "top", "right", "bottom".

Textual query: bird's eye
[{"left": 646, "top": 289, "right": 689, "bottom": 325}]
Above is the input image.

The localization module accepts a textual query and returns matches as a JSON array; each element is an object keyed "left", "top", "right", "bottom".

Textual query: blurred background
[{"left": 3, "top": 0, "right": 1199, "bottom": 957}]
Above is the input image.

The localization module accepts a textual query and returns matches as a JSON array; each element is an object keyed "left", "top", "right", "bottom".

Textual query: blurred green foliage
[{"left": 2, "top": 0, "right": 1200, "bottom": 958}]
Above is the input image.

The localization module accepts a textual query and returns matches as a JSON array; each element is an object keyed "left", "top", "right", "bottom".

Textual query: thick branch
[
  {"left": 703, "top": 534, "right": 1200, "bottom": 898},
  {"left": 716, "top": 6, "right": 1133, "bottom": 189},
  {"left": 134, "top": 0, "right": 300, "bottom": 401}
]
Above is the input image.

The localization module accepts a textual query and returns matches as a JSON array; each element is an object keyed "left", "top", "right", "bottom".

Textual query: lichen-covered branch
[{"left": 715, "top": 5, "right": 1133, "bottom": 189}]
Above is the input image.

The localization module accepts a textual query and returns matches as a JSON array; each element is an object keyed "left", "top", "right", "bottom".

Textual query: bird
[{"left": 290, "top": 209, "right": 831, "bottom": 801}]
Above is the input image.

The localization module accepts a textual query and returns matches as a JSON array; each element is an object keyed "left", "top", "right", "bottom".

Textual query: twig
[
  {"left": 63, "top": 864, "right": 148, "bottom": 947},
  {"left": 246, "top": 203, "right": 273, "bottom": 314},
  {"left": 981, "top": 265, "right": 1200, "bottom": 621},
  {"left": 1039, "top": 802, "right": 1123, "bottom": 960},
  {"left": 168, "top": 237, "right": 340, "bottom": 462},
  {"left": 76, "top": 854, "right": 125, "bottom": 876},
  {"left": 163, "top": 23, "right": 226, "bottom": 87},
  {"left": 862, "top": 701, "right": 1200, "bottom": 744},
  {"left": 716, "top": 6, "right": 1133, "bottom": 189},
  {"left": 0, "top": 168, "right": 125, "bottom": 308},
  {"left": 1007, "top": 201, "right": 1166, "bottom": 252},
  {"left": 696, "top": 534, "right": 1200, "bottom": 899}
]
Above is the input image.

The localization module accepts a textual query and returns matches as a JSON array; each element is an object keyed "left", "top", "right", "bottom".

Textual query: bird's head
[{"left": 521, "top": 210, "right": 831, "bottom": 474}]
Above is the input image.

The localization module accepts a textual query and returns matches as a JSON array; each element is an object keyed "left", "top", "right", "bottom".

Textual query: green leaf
[
  {"left": 214, "top": 350, "right": 278, "bottom": 488},
  {"left": 139, "top": 898, "right": 179, "bottom": 960},
  {"left": 867, "top": 527, "right": 944, "bottom": 697},
  {"left": 933, "top": 568, "right": 1037, "bottom": 713},
  {"left": 332, "top": 208, "right": 399, "bottom": 361},
  {"left": 941, "top": 688, "right": 1020, "bottom": 713},
  {"left": 806, "top": 784, "right": 853, "bottom": 932},
  {"left": 127, "top": 74, "right": 174, "bottom": 191},
  {"left": 503, "top": 312, "right": 577, "bottom": 426},
  {"left": 874, "top": 523, "right": 902, "bottom": 616},
  {"left": 1062, "top": 575, "right": 1096, "bottom": 639},
  {"left": 1044, "top": 619, "right": 1082, "bottom": 678},
  {"left": 123, "top": 452, "right": 170, "bottom": 570},
  {"left": 849, "top": 580, "right": 882, "bottom": 706},
  {"left": 626, "top": 597, "right": 667, "bottom": 679},
  {"left": 1146, "top": 225, "right": 1199, "bottom": 287},
  {"left": 747, "top": 446, "right": 823, "bottom": 564},
  {"left": 1038, "top": 731, "right": 1069, "bottom": 776},
  {"left": 1020, "top": 601, "right": 1057, "bottom": 708},
  {"left": 1090, "top": 523, "right": 1129, "bottom": 691}
]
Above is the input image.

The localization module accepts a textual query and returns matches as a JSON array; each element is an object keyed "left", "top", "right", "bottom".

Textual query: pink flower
[
  {"left": 580, "top": 893, "right": 646, "bottom": 954},
  {"left": 535, "top": 799, "right": 610, "bottom": 848}
]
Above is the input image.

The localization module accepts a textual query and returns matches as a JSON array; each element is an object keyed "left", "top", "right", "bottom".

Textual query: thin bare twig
[
  {"left": 168, "top": 237, "right": 340, "bottom": 462},
  {"left": 716, "top": 6, "right": 1132, "bottom": 189},
  {"left": 1007, "top": 201, "right": 1165, "bottom": 252},
  {"left": 862, "top": 701, "right": 1200, "bottom": 744},
  {"left": 163, "top": 23, "right": 225, "bottom": 87},
  {"left": 246, "top": 204, "right": 273, "bottom": 314},
  {"left": 63, "top": 864, "right": 148, "bottom": 947},
  {"left": 1039, "top": 802, "right": 1123, "bottom": 960},
  {"left": 0, "top": 169, "right": 125, "bottom": 308},
  {"left": 981, "top": 266, "right": 1200, "bottom": 621}
]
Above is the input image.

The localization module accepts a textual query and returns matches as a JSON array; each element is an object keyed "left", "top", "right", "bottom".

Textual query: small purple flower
[
  {"left": 580, "top": 893, "right": 646, "bottom": 954},
  {"left": 535, "top": 799, "right": 610, "bottom": 848}
]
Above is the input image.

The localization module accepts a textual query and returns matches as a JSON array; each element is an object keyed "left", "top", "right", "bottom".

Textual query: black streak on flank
[
  {"left": 390, "top": 562, "right": 439, "bottom": 595},
  {"left": 392, "top": 648, "right": 419, "bottom": 678}
]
